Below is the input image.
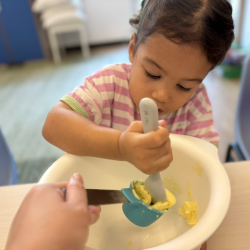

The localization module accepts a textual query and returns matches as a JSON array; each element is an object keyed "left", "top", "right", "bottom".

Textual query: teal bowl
[{"left": 121, "top": 181, "right": 168, "bottom": 227}]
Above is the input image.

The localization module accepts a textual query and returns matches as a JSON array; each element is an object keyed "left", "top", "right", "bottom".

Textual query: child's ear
[{"left": 128, "top": 33, "right": 136, "bottom": 63}]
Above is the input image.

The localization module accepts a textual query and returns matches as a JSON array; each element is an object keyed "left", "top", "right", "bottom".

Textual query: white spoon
[{"left": 139, "top": 98, "right": 167, "bottom": 203}]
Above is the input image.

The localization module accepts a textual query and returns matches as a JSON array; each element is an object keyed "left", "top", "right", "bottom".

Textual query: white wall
[
  {"left": 230, "top": 0, "right": 242, "bottom": 44},
  {"left": 58, "top": 0, "right": 140, "bottom": 48},
  {"left": 241, "top": 0, "right": 250, "bottom": 49},
  {"left": 84, "top": 0, "right": 136, "bottom": 45}
]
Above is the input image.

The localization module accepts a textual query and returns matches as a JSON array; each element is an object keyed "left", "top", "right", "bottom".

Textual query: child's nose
[{"left": 152, "top": 88, "right": 170, "bottom": 103}]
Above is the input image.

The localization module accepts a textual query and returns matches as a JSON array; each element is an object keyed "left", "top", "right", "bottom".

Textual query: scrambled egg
[
  {"left": 132, "top": 181, "right": 176, "bottom": 212},
  {"left": 178, "top": 201, "right": 198, "bottom": 227}
]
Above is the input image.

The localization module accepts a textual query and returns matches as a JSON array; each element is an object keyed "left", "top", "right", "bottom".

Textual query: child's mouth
[{"left": 158, "top": 109, "right": 163, "bottom": 115}]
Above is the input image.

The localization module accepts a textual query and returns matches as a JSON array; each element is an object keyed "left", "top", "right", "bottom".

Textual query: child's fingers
[
  {"left": 128, "top": 121, "right": 144, "bottom": 133},
  {"left": 141, "top": 126, "right": 170, "bottom": 148},
  {"left": 129, "top": 120, "right": 166, "bottom": 133},
  {"left": 153, "top": 152, "right": 173, "bottom": 172},
  {"left": 158, "top": 119, "right": 166, "bottom": 127},
  {"left": 66, "top": 173, "right": 88, "bottom": 207}
]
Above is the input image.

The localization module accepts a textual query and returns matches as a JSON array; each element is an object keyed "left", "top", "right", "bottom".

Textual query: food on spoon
[{"left": 132, "top": 181, "right": 176, "bottom": 212}]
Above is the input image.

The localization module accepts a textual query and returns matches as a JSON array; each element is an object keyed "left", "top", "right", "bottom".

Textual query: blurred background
[{"left": 0, "top": 0, "right": 249, "bottom": 184}]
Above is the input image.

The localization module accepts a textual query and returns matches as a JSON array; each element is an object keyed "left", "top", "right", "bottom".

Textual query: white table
[{"left": 0, "top": 161, "right": 249, "bottom": 250}]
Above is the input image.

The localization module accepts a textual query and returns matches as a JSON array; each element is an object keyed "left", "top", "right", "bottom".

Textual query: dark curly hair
[{"left": 130, "top": 0, "right": 234, "bottom": 68}]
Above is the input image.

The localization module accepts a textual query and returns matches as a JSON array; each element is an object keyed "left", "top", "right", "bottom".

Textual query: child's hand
[
  {"left": 119, "top": 120, "right": 173, "bottom": 174},
  {"left": 5, "top": 174, "right": 101, "bottom": 250}
]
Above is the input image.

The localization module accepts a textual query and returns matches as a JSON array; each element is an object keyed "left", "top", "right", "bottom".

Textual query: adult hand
[
  {"left": 5, "top": 173, "right": 101, "bottom": 250},
  {"left": 200, "top": 241, "right": 207, "bottom": 250},
  {"left": 119, "top": 120, "right": 173, "bottom": 174}
]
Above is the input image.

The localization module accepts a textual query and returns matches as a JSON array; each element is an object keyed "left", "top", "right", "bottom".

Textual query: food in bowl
[
  {"left": 132, "top": 180, "right": 176, "bottom": 211},
  {"left": 132, "top": 180, "right": 198, "bottom": 227},
  {"left": 179, "top": 201, "right": 198, "bottom": 227}
]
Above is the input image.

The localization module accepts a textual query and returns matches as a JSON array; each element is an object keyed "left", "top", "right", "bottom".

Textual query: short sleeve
[
  {"left": 60, "top": 64, "right": 131, "bottom": 127},
  {"left": 185, "top": 85, "right": 219, "bottom": 145},
  {"left": 61, "top": 77, "right": 104, "bottom": 124}
]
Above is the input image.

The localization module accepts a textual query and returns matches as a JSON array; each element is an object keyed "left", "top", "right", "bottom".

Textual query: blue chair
[
  {"left": 226, "top": 54, "right": 250, "bottom": 162},
  {"left": 0, "top": 128, "right": 18, "bottom": 185}
]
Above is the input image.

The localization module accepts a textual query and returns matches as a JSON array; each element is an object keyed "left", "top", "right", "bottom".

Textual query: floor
[{"left": 0, "top": 43, "right": 241, "bottom": 184}]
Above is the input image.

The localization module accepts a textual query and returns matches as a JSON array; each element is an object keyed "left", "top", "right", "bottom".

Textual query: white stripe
[
  {"left": 186, "top": 125, "right": 214, "bottom": 136},
  {"left": 100, "top": 119, "right": 111, "bottom": 127},
  {"left": 112, "top": 123, "right": 129, "bottom": 131},
  {"left": 113, "top": 109, "right": 134, "bottom": 120},
  {"left": 85, "top": 79, "right": 104, "bottom": 109}
]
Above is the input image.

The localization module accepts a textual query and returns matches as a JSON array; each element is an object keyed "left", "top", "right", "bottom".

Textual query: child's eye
[
  {"left": 145, "top": 70, "right": 161, "bottom": 79},
  {"left": 177, "top": 84, "right": 192, "bottom": 92}
]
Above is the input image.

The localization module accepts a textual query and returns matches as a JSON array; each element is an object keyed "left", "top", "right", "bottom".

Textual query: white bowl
[{"left": 39, "top": 134, "right": 230, "bottom": 250}]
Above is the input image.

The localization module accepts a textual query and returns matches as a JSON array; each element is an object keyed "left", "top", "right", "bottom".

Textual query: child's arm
[
  {"left": 43, "top": 102, "right": 172, "bottom": 174},
  {"left": 43, "top": 101, "right": 123, "bottom": 160}
]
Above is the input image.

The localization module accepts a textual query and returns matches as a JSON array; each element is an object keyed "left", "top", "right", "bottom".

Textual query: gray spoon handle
[{"left": 139, "top": 98, "right": 167, "bottom": 202}]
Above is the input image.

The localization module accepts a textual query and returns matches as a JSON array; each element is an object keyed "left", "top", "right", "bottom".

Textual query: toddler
[{"left": 43, "top": 0, "right": 234, "bottom": 175}]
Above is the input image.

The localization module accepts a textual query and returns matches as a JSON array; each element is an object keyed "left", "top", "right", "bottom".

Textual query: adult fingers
[
  {"left": 88, "top": 206, "right": 101, "bottom": 225},
  {"left": 52, "top": 181, "right": 68, "bottom": 189},
  {"left": 32, "top": 182, "right": 68, "bottom": 202},
  {"left": 66, "top": 173, "right": 87, "bottom": 207},
  {"left": 200, "top": 242, "right": 207, "bottom": 250}
]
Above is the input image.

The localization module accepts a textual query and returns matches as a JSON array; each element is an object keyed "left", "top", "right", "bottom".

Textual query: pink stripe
[
  {"left": 69, "top": 93, "right": 95, "bottom": 121},
  {"left": 171, "top": 130, "right": 185, "bottom": 135},
  {"left": 196, "top": 131, "right": 219, "bottom": 139},
  {"left": 112, "top": 115, "right": 131, "bottom": 126},
  {"left": 209, "top": 140, "right": 219, "bottom": 144},
  {"left": 165, "top": 113, "right": 187, "bottom": 126},
  {"left": 113, "top": 101, "right": 134, "bottom": 117},
  {"left": 82, "top": 80, "right": 131, "bottom": 100},
  {"left": 102, "top": 113, "right": 111, "bottom": 120},
  {"left": 198, "top": 137, "right": 219, "bottom": 144},
  {"left": 74, "top": 86, "right": 102, "bottom": 116},
  {"left": 114, "top": 84, "right": 131, "bottom": 97},
  {"left": 120, "top": 63, "right": 132, "bottom": 74},
  {"left": 96, "top": 83, "right": 131, "bottom": 97},
  {"left": 193, "top": 97, "right": 209, "bottom": 115},
  {"left": 87, "top": 68, "right": 128, "bottom": 82},
  {"left": 187, "top": 110, "right": 198, "bottom": 123},
  {"left": 197, "top": 87, "right": 212, "bottom": 106},
  {"left": 100, "top": 123, "right": 110, "bottom": 128},
  {"left": 135, "top": 112, "right": 141, "bottom": 120},
  {"left": 103, "top": 99, "right": 112, "bottom": 108},
  {"left": 186, "top": 120, "right": 213, "bottom": 132},
  {"left": 92, "top": 98, "right": 102, "bottom": 115},
  {"left": 80, "top": 85, "right": 88, "bottom": 91},
  {"left": 94, "top": 83, "right": 115, "bottom": 92},
  {"left": 83, "top": 77, "right": 99, "bottom": 94}
]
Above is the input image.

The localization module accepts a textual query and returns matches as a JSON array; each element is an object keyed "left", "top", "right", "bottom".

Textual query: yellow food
[
  {"left": 132, "top": 181, "right": 176, "bottom": 212},
  {"left": 178, "top": 202, "right": 198, "bottom": 227},
  {"left": 132, "top": 182, "right": 151, "bottom": 205}
]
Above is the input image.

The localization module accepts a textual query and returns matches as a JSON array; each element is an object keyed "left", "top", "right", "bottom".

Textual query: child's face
[{"left": 128, "top": 33, "right": 212, "bottom": 115}]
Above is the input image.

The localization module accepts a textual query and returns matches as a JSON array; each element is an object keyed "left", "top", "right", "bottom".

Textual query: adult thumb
[{"left": 66, "top": 173, "right": 87, "bottom": 206}]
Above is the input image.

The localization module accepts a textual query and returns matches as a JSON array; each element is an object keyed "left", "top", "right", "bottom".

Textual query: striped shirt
[{"left": 61, "top": 63, "right": 219, "bottom": 144}]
